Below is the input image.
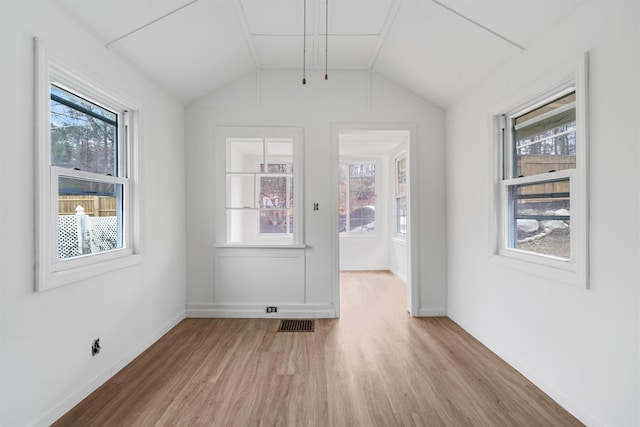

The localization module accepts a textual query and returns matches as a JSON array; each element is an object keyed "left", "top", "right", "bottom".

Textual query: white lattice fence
[
  {"left": 58, "top": 214, "right": 118, "bottom": 259},
  {"left": 58, "top": 215, "right": 80, "bottom": 259}
]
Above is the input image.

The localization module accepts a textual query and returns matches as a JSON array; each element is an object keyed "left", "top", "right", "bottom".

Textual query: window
[
  {"left": 395, "top": 156, "right": 407, "bottom": 236},
  {"left": 218, "top": 127, "right": 303, "bottom": 246},
  {"left": 35, "top": 40, "right": 140, "bottom": 291},
  {"left": 504, "top": 90, "right": 575, "bottom": 259},
  {"left": 338, "top": 162, "right": 376, "bottom": 234},
  {"left": 51, "top": 85, "right": 126, "bottom": 259},
  {"left": 494, "top": 54, "right": 589, "bottom": 287}
]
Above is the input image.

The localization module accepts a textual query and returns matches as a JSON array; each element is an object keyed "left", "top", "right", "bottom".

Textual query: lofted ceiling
[{"left": 52, "top": 0, "right": 587, "bottom": 108}]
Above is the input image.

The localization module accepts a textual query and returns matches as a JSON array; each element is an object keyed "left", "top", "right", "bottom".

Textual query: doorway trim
[{"left": 331, "top": 123, "right": 419, "bottom": 316}]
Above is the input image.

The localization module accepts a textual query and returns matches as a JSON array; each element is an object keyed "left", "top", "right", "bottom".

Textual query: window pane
[
  {"left": 57, "top": 176, "right": 122, "bottom": 259},
  {"left": 226, "top": 138, "right": 263, "bottom": 173},
  {"left": 349, "top": 179, "right": 375, "bottom": 207},
  {"left": 260, "top": 176, "right": 289, "bottom": 208},
  {"left": 348, "top": 205, "right": 375, "bottom": 233},
  {"left": 59, "top": 176, "right": 119, "bottom": 197},
  {"left": 338, "top": 189, "right": 347, "bottom": 233},
  {"left": 338, "top": 164, "right": 347, "bottom": 232},
  {"left": 349, "top": 163, "right": 375, "bottom": 179},
  {"left": 50, "top": 85, "right": 117, "bottom": 175},
  {"left": 508, "top": 180, "right": 570, "bottom": 259},
  {"left": 266, "top": 139, "right": 293, "bottom": 172},
  {"left": 514, "top": 92, "right": 576, "bottom": 177},
  {"left": 340, "top": 162, "right": 376, "bottom": 233},
  {"left": 396, "top": 197, "right": 407, "bottom": 235},
  {"left": 396, "top": 158, "right": 407, "bottom": 196},
  {"left": 262, "top": 163, "right": 293, "bottom": 173},
  {"left": 260, "top": 210, "right": 293, "bottom": 234}
]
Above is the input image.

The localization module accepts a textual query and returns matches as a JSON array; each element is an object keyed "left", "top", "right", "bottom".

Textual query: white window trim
[
  {"left": 216, "top": 126, "right": 304, "bottom": 247},
  {"left": 338, "top": 158, "right": 378, "bottom": 237},
  {"left": 34, "top": 38, "right": 143, "bottom": 291},
  {"left": 490, "top": 52, "right": 589, "bottom": 288}
]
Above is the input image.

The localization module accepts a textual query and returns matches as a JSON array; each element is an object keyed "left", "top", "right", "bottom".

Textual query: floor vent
[{"left": 278, "top": 319, "right": 314, "bottom": 332}]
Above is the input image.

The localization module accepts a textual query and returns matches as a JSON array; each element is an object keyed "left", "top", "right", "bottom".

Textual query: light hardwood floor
[{"left": 54, "top": 271, "right": 582, "bottom": 426}]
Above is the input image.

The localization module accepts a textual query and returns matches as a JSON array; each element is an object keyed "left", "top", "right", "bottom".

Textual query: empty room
[{"left": 1, "top": 0, "right": 638, "bottom": 425}]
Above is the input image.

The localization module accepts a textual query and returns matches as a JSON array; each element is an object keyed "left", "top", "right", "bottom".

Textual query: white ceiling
[{"left": 52, "top": 0, "right": 587, "bottom": 107}]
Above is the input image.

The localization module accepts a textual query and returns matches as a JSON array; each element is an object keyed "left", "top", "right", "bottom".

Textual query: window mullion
[
  {"left": 51, "top": 166, "right": 128, "bottom": 185},
  {"left": 503, "top": 169, "right": 571, "bottom": 187}
]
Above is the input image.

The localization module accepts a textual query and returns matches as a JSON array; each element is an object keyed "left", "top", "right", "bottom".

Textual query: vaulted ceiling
[{"left": 52, "top": 0, "right": 587, "bottom": 108}]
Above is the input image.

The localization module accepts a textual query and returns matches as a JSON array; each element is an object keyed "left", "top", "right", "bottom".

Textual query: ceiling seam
[
  {"left": 104, "top": 0, "right": 199, "bottom": 48},
  {"left": 368, "top": 0, "right": 404, "bottom": 70},
  {"left": 431, "top": 0, "right": 525, "bottom": 52},
  {"left": 231, "top": 0, "right": 261, "bottom": 68}
]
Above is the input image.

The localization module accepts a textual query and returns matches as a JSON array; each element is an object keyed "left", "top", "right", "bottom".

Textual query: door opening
[{"left": 333, "top": 126, "right": 415, "bottom": 316}]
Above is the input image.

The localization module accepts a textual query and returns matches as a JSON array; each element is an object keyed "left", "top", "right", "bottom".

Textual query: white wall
[
  {"left": 445, "top": 1, "right": 639, "bottom": 425},
  {"left": 0, "top": 1, "right": 187, "bottom": 425},
  {"left": 185, "top": 69, "right": 446, "bottom": 317}
]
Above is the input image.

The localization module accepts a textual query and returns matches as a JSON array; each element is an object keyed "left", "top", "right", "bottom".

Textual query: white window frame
[
  {"left": 216, "top": 127, "right": 304, "bottom": 247},
  {"left": 491, "top": 53, "right": 589, "bottom": 288},
  {"left": 338, "top": 159, "right": 378, "bottom": 236},
  {"left": 34, "top": 39, "right": 142, "bottom": 291},
  {"left": 394, "top": 154, "right": 407, "bottom": 238}
]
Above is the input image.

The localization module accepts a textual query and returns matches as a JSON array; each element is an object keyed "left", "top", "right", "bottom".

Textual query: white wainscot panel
[{"left": 214, "top": 248, "right": 305, "bottom": 304}]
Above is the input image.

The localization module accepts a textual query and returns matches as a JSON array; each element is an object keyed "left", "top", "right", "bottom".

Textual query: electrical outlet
[
  {"left": 91, "top": 338, "right": 101, "bottom": 356},
  {"left": 266, "top": 306, "right": 278, "bottom": 313}
]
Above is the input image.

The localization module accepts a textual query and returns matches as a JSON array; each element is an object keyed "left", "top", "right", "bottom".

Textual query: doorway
[{"left": 332, "top": 125, "right": 416, "bottom": 316}]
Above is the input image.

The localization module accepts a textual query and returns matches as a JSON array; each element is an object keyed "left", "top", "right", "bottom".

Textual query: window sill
[
  {"left": 214, "top": 244, "right": 306, "bottom": 249},
  {"left": 339, "top": 233, "right": 378, "bottom": 239},
  {"left": 38, "top": 253, "right": 143, "bottom": 292},
  {"left": 491, "top": 249, "right": 587, "bottom": 289}
]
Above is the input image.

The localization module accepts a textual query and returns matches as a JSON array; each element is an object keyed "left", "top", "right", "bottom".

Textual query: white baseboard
[
  {"left": 417, "top": 308, "right": 447, "bottom": 317},
  {"left": 446, "top": 309, "right": 605, "bottom": 427},
  {"left": 33, "top": 310, "right": 185, "bottom": 427},
  {"left": 186, "top": 303, "right": 337, "bottom": 319},
  {"left": 339, "top": 266, "right": 389, "bottom": 271},
  {"left": 110, "top": 311, "right": 186, "bottom": 375}
]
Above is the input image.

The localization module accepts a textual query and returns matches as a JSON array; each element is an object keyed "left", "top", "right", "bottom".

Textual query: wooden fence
[
  {"left": 517, "top": 155, "right": 573, "bottom": 197},
  {"left": 58, "top": 196, "right": 116, "bottom": 216}
]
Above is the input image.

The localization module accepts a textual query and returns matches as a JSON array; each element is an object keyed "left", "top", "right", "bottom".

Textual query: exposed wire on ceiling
[
  {"left": 324, "top": 0, "right": 328, "bottom": 80},
  {"left": 302, "top": 0, "right": 329, "bottom": 85},
  {"left": 302, "top": 0, "right": 307, "bottom": 85}
]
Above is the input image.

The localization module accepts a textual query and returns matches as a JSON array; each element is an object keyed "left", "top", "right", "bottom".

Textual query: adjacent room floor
[{"left": 54, "top": 271, "right": 582, "bottom": 426}]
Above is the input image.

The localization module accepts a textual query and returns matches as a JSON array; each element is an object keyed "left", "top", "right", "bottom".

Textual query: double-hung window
[
  {"left": 50, "top": 85, "right": 127, "bottom": 259},
  {"left": 494, "top": 55, "right": 589, "bottom": 287},
  {"left": 35, "top": 41, "right": 140, "bottom": 291},
  {"left": 338, "top": 162, "right": 376, "bottom": 234},
  {"left": 218, "top": 127, "right": 303, "bottom": 246}
]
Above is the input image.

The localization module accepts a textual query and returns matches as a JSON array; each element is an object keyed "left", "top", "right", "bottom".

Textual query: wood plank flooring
[{"left": 54, "top": 271, "right": 582, "bottom": 426}]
